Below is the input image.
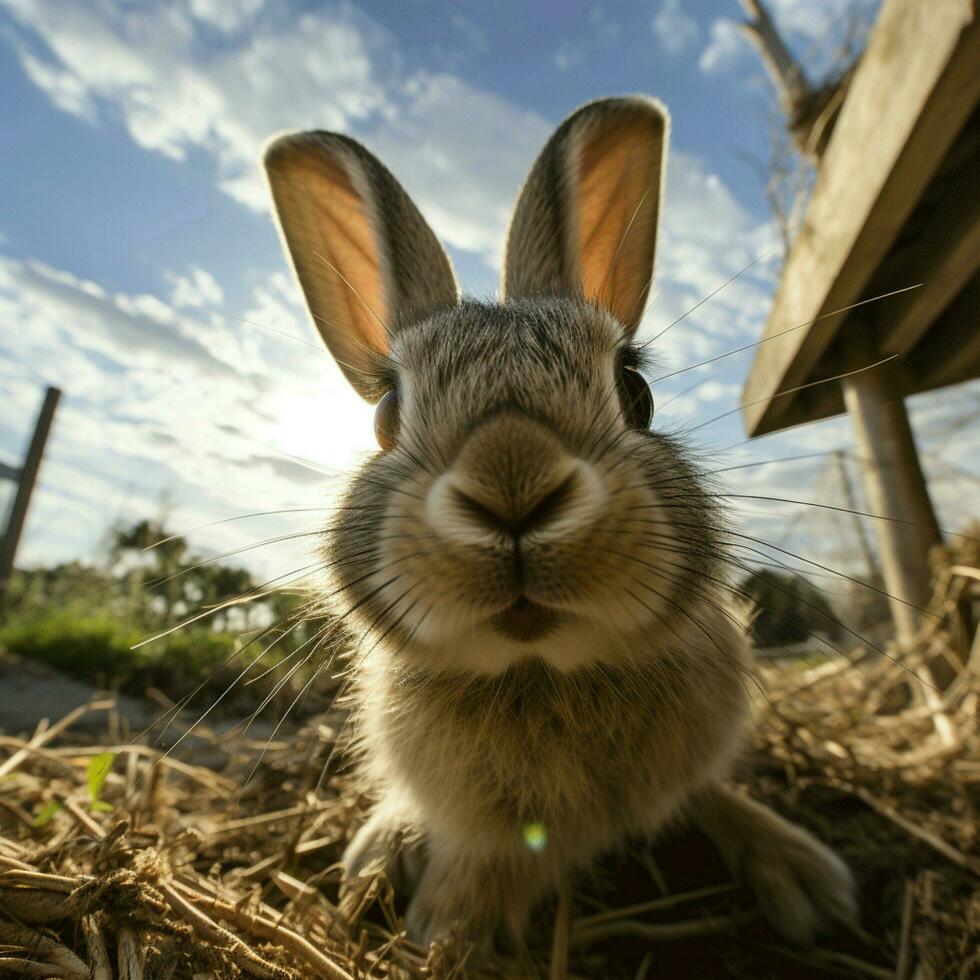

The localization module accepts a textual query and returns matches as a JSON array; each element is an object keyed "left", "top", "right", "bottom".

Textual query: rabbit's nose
[
  {"left": 448, "top": 471, "right": 578, "bottom": 539},
  {"left": 425, "top": 413, "right": 605, "bottom": 547}
]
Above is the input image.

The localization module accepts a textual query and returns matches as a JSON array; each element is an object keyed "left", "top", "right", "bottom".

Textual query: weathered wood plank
[
  {"left": 742, "top": 0, "right": 980, "bottom": 436},
  {"left": 912, "top": 276, "right": 980, "bottom": 390},
  {"left": 875, "top": 154, "right": 980, "bottom": 355}
]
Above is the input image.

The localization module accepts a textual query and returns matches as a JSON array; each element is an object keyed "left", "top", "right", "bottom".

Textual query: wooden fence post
[{"left": 0, "top": 386, "right": 61, "bottom": 603}]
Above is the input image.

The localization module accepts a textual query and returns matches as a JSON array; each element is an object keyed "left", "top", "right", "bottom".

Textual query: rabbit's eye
[
  {"left": 618, "top": 366, "right": 654, "bottom": 430},
  {"left": 374, "top": 388, "right": 400, "bottom": 451}
]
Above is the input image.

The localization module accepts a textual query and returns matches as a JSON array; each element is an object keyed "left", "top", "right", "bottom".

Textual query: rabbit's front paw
[
  {"left": 404, "top": 885, "right": 458, "bottom": 947},
  {"left": 404, "top": 851, "right": 537, "bottom": 948},
  {"left": 341, "top": 807, "right": 425, "bottom": 893},
  {"left": 741, "top": 820, "right": 857, "bottom": 945}
]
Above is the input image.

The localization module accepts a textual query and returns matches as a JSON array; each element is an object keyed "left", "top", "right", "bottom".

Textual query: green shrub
[
  {"left": 153, "top": 629, "right": 237, "bottom": 671},
  {"left": 0, "top": 611, "right": 141, "bottom": 679},
  {"left": 0, "top": 611, "right": 239, "bottom": 694},
  {"left": 137, "top": 629, "right": 239, "bottom": 693}
]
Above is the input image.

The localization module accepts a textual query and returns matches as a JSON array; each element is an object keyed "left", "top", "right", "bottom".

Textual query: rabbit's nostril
[
  {"left": 451, "top": 488, "right": 512, "bottom": 535},
  {"left": 514, "top": 474, "right": 576, "bottom": 535},
  {"left": 451, "top": 473, "right": 578, "bottom": 539}
]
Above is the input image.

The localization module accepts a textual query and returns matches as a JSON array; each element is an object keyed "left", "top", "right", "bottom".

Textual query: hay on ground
[{"left": 0, "top": 564, "right": 977, "bottom": 979}]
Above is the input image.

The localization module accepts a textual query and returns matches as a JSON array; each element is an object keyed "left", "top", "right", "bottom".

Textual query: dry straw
[{"left": 0, "top": 553, "right": 976, "bottom": 978}]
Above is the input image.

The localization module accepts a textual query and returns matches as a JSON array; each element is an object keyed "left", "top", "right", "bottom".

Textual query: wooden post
[
  {"left": 0, "top": 386, "right": 61, "bottom": 602},
  {"left": 840, "top": 363, "right": 940, "bottom": 644}
]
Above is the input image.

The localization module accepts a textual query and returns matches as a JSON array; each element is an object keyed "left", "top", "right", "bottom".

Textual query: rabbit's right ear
[
  {"left": 502, "top": 97, "right": 668, "bottom": 337},
  {"left": 264, "top": 132, "right": 458, "bottom": 401}
]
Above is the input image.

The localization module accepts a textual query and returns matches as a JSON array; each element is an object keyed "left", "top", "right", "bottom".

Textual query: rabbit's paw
[
  {"left": 404, "top": 852, "right": 533, "bottom": 948},
  {"left": 741, "top": 819, "right": 857, "bottom": 945},
  {"left": 404, "top": 871, "right": 487, "bottom": 947},
  {"left": 690, "top": 785, "right": 857, "bottom": 946},
  {"left": 341, "top": 808, "right": 425, "bottom": 893},
  {"left": 404, "top": 886, "right": 456, "bottom": 947}
]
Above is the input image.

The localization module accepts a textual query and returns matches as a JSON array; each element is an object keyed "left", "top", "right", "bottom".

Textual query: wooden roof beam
[
  {"left": 742, "top": 0, "right": 980, "bottom": 436},
  {"left": 911, "top": 276, "right": 980, "bottom": 391},
  {"left": 872, "top": 147, "right": 980, "bottom": 356}
]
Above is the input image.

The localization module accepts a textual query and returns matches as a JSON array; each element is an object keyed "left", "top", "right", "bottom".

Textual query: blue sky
[{"left": 1, "top": 0, "right": 976, "bottom": 583}]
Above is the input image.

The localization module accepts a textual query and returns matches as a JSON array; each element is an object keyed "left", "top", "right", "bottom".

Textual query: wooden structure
[
  {"left": 0, "top": 386, "right": 61, "bottom": 602},
  {"left": 741, "top": 0, "right": 980, "bottom": 642}
]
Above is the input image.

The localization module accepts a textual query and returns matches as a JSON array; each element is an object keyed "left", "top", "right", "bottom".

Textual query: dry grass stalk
[
  {"left": 548, "top": 878, "right": 570, "bottom": 980},
  {"left": 0, "top": 560, "right": 976, "bottom": 977}
]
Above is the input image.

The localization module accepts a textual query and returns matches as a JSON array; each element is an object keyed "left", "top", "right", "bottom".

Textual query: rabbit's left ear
[{"left": 502, "top": 96, "right": 668, "bottom": 337}]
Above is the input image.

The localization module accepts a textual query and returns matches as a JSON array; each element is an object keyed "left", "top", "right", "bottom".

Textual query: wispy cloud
[
  {"left": 0, "top": 251, "right": 373, "bottom": 570},
  {"left": 652, "top": 0, "right": 700, "bottom": 57},
  {"left": 699, "top": 19, "right": 745, "bottom": 77},
  {"left": 1, "top": 1, "right": 389, "bottom": 200},
  {"left": 166, "top": 267, "right": 224, "bottom": 309},
  {"left": 0, "top": 0, "right": 551, "bottom": 269}
]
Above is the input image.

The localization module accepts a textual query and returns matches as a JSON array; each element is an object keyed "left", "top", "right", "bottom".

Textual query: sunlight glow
[
  {"left": 270, "top": 383, "right": 376, "bottom": 476},
  {"left": 523, "top": 821, "right": 548, "bottom": 852}
]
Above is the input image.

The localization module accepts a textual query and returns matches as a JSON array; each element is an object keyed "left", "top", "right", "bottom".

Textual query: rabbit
[{"left": 263, "top": 95, "right": 857, "bottom": 950}]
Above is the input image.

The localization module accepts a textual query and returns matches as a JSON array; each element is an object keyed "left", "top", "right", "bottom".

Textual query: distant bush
[
  {"left": 0, "top": 531, "right": 342, "bottom": 715},
  {"left": 138, "top": 629, "right": 239, "bottom": 692},
  {"left": 0, "top": 611, "right": 140, "bottom": 679},
  {"left": 738, "top": 569, "right": 843, "bottom": 648},
  {"left": 0, "top": 610, "right": 238, "bottom": 694}
]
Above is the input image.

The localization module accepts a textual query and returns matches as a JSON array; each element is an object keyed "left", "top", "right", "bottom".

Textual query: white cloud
[
  {"left": 699, "top": 19, "right": 746, "bottom": 76},
  {"left": 553, "top": 43, "right": 585, "bottom": 72},
  {"left": 189, "top": 0, "right": 264, "bottom": 34},
  {"left": 449, "top": 12, "right": 488, "bottom": 53},
  {"left": 0, "top": 251, "right": 373, "bottom": 572},
  {"left": 637, "top": 149, "right": 779, "bottom": 378},
  {"left": 0, "top": 258, "right": 233, "bottom": 379},
  {"left": 697, "top": 381, "right": 740, "bottom": 403},
  {"left": 0, "top": 0, "right": 551, "bottom": 270},
  {"left": 652, "top": 0, "right": 699, "bottom": 57},
  {"left": 0, "top": 1, "right": 389, "bottom": 199},
  {"left": 167, "top": 267, "right": 224, "bottom": 309},
  {"left": 552, "top": 5, "right": 620, "bottom": 72},
  {"left": 369, "top": 72, "right": 550, "bottom": 267},
  {"left": 18, "top": 49, "right": 97, "bottom": 119}
]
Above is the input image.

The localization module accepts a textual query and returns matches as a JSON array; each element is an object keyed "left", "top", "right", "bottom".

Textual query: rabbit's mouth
[{"left": 490, "top": 596, "right": 565, "bottom": 643}]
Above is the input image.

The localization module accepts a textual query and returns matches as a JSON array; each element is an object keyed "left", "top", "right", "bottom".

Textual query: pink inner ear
[
  {"left": 303, "top": 151, "right": 390, "bottom": 357},
  {"left": 572, "top": 113, "right": 663, "bottom": 333}
]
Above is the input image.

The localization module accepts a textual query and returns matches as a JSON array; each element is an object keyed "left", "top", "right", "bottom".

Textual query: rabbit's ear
[
  {"left": 502, "top": 96, "right": 668, "bottom": 337},
  {"left": 265, "top": 132, "right": 458, "bottom": 400}
]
